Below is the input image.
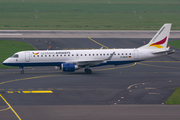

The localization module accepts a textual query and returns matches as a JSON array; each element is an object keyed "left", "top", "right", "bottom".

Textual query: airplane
[{"left": 3, "top": 23, "right": 175, "bottom": 74}]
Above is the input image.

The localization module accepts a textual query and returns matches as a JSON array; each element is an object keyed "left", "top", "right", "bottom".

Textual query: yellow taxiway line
[
  {"left": 88, "top": 36, "right": 109, "bottom": 49},
  {"left": 137, "top": 62, "right": 180, "bottom": 69},
  {"left": 0, "top": 94, "right": 21, "bottom": 120},
  {"left": 0, "top": 107, "right": 10, "bottom": 111},
  {"left": 22, "top": 90, "right": 53, "bottom": 93},
  {"left": 94, "top": 62, "right": 137, "bottom": 71}
]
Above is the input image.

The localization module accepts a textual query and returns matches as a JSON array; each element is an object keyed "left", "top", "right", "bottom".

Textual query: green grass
[
  {"left": 168, "top": 40, "right": 180, "bottom": 49},
  {"left": 0, "top": 0, "right": 180, "bottom": 30},
  {"left": 165, "top": 41, "right": 180, "bottom": 104},
  {"left": 0, "top": 40, "right": 36, "bottom": 69},
  {"left": 165, "top": 87, "right": 180, "bottom": 104}
]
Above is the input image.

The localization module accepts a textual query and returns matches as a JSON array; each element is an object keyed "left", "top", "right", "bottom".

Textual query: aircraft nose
[{"left": 3, "top": 59, "right": 8, "bottom": 65}]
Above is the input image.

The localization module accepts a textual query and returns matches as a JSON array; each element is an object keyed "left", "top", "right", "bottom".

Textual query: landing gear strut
[
  {"left": 84, "top": 68, "right": 92, "bottom": 74},
  {"left": 20, "top": 66, "right": 24, "bottom": 74}
]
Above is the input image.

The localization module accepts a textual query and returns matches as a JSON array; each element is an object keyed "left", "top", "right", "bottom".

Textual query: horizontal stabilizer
[{"left": 152, "top": 49, "right": 175, "bottom": 54}]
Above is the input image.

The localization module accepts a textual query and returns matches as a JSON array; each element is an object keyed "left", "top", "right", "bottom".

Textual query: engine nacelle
[{"left": 61, "top": 63, "right": 78, "bottom": 72}]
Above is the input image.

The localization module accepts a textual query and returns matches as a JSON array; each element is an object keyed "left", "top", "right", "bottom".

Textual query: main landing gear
[
  {"left": 20, "top": 66, "right": 24, "bottom": 74},
  {"left": 84, "top": 68, "right": 92, "bottom": 74}
]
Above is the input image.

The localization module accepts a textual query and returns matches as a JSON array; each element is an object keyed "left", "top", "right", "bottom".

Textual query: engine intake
[{"left": 61, "top": 63, "right": 78, "bottom": 72}]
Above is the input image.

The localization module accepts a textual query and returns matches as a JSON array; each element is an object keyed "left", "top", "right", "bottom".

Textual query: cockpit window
[{"left": 11, "top": 54, "right": 19, "bottom": 58}]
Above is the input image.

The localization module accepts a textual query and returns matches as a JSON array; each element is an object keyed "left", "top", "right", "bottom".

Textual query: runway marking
[
  {"left": 0, "top": 94, "right": 21, "bottom": 120},
  {"left": 137, "top": 62, "right": 180, "bottom": 69},
  {"left": 94, "top": 62, "right": 137, "bottom": 71},
  {"left": 88, "top": 36, "right": 109, "bottom": 49}
]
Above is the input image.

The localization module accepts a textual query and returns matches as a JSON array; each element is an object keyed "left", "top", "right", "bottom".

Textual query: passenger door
[
  {"left": 134, "top": 49, "right": 138, "bottom": 60},
  {"left": 25, "top": 52, "right": 30, "bottom": 62}
]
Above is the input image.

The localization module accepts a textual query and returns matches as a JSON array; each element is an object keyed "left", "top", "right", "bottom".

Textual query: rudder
[{"left": 138, "top": 23, "right": 172, "bottom": 50}]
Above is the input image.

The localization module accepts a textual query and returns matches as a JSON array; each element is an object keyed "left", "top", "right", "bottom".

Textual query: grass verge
[
  {"left": 0, "top": 40, "right": 36, "bottom": 69},
  {"left": 165, "top": 87, "right": 180, "bottom": 104},
  {"left": 0, "top": 0, "right": 180, "bottom": 30},
  {"left": 168, "top": 40, "right": 180, "bottom": 49},
  {"left": 165, "top": 40, "right": 180, "bottom": 104}
]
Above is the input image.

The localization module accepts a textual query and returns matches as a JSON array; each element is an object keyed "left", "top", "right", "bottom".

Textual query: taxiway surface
[{"left": 0, "top": 37, "right": 180, "bottom": 120}]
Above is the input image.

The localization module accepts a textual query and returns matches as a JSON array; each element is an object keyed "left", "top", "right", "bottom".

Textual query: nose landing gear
[
  {"left": 21, "top": 69, "right": 24, "bottom": 74},
  {"left": 20, "top": 66, "right": 24, "bottom": 74}
]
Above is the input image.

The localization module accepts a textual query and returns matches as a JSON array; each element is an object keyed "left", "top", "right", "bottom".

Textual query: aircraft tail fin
[{"left": 138, "top": 23, "right": 172, "bottom": 50}]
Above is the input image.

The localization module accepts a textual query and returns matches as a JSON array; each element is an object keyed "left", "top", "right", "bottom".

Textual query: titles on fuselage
[{"left": 33, "top": 52, "right": 71, "bottom": 55}]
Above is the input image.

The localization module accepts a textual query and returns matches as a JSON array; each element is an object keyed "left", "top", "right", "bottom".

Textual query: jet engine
[{"left": 61, "top": 63, "right": 78, "bottom": 72}]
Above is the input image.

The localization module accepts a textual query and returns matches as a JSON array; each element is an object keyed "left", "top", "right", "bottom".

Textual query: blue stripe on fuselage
[
  {"left": 3, "top": 62, "right": 64, "bottom": 67},
  {"left": 3, "top": 61, "right": 140, "bottom": 67}
]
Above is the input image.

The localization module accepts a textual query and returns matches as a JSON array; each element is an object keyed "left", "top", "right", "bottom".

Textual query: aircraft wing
[{"left": 66, "top": 52, "right": 115, "bottom": 66}]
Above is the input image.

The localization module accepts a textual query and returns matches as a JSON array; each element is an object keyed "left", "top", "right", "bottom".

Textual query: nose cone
[{"left": 3, "top": 59, "right": 9, "bottom": 65}]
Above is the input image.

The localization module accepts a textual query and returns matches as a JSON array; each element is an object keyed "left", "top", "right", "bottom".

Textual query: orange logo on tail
[{"left": 149, "top": 36, "right": 167, "bottom": 48}]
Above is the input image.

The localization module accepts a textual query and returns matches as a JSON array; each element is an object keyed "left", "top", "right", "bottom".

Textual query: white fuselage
[
  {"left": 2, "top": 23, "right": 173, "bottom": 74},
  {"left": 3, "top": 48, "right": 161, "bottom": 68}
]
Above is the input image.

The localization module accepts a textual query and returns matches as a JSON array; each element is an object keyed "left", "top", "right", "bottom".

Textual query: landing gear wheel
[
  {"left": 21, "top": 70, "right": 24, "bottom": 74},
  {"left": 84, "top": 68, "right": 92, "bottom": 74}
]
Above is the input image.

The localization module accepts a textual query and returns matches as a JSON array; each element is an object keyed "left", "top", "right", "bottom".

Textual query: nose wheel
[
  {"left": 20, "top": 66, "right": 24, "bottom": 74},
  {"left": 21, "top": 69, "right": 24, "bottom": 74},
  {"left": 84, "top": 68, "right": 92, "bottom": 74}
]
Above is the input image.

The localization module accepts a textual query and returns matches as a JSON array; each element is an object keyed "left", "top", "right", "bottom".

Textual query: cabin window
[
  {"left": 100, "top": 54, "right": 102, "bottom": 56},
  {"left": 107, "top": 54, "right": 109, "bottom": 56},
  {"left": 37, "top": 55, "right": 39, "bottom": 57},
  {"left": 126, "top": 53, "right": 127, "bottom": 55},
  {"left": 96, "top": 54, "right": 98, "bottom": 56},
  {"left": 85, "top": 54, "right": 87, "bottom": 56},
  {"left": 56, "top": 55, "right": 58, "bottom": 57},
  {"left": 89, "top": 54, "right": 91, "bottom": 56},
  {"left": 68, "top": 54, "right": 70, "bottom": 56},
  {"left": 33, "top": 55, "right": 35, "bottom": 57},
  {"left": 45, "top": 55, "right": 47, "bottom": 57},
  {"left": 41, "top": 55, "right": 43, "bottom": 57},
  {"left": 122, "top": 53, "right": 124, "bottom": 55},
  {"left": 49, "top": 55, "right": 51, "bottom": 57},
  {"left": 60, "top": 55, "right": 62, "bottom": 57},
  {"left": 93, "top": 54, "right": 94, "bottom": 56},
  {"left": 129, "top": 53, "right": 131, "bottom": 55},
  {"left": 64, "top": 55, "right": 66, "bottom": 56},
  {"left": 118, "top": 53, "right": 120, "bottom": 55},
  {"left": 53, "top": 55, "right": 55, "bottom": 57},
  {"left": 72, "top": 54, "right": 74, "bottom": 56}
]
